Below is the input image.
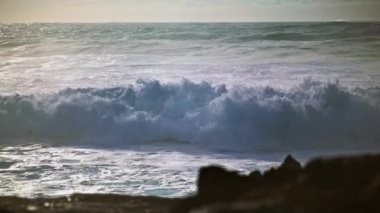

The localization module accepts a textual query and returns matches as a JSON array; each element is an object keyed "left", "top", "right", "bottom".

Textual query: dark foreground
[{"left": 1, "top": 154, "right": 379, "bottom": 213}]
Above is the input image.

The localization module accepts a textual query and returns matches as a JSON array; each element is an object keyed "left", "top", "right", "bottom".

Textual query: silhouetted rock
[
  {"left": 197, "top": 166, "right": 250, "bottom": 199},
  {"left": 248, "top": 170, "right": 262, "bottom": 179},
  {"left": 175, "top": 154, "right": 380, "bottom": 213},
  {"left": 280, "top": 154, "right": 302, "bottom": 171},
  {"left": 261, "top": 154, "right": 302, "bottom": 185}
]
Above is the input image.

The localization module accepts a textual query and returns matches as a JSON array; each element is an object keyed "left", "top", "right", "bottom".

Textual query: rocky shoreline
[{"left": 1, "top": 154, "right": 379, "bottom": 213}]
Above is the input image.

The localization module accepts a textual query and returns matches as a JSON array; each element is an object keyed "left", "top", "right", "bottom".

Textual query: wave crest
[{"left": 1, "top": 79, "right": 379, "bottom": 151}]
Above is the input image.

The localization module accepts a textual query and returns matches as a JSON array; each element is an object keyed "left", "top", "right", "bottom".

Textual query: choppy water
[
  {"left": 0, "top": 22, "right": 379, "bottom": 198},
  {"left": 0, "top": 144, "right": 278, "bottom": 198}
]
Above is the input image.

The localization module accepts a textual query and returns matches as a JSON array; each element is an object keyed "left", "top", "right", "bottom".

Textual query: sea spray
[{"left": 0, "top": 79, "right": 379, "bottom": 151}]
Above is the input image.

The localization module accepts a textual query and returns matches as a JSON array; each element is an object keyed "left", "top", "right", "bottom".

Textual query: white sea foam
[
  {"left": 0, "top": 79, "right": 379, "bottom": 152},
  {"left": 0, "top": 144, "right": 278, "bottom": 198}
]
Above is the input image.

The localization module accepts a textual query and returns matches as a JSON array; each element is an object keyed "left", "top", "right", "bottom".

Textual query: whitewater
[{"left": 0, "top": 22, "right": 379, "bottom": 198}]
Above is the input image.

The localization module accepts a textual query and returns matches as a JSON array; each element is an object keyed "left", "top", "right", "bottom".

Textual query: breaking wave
[{"left": 0, "top": 79, "right": 379, "bottom": 151}]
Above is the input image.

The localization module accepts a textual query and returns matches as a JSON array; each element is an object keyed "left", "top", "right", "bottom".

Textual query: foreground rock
[
  {"left": 177, "top": 154, "right": 380, "bottom": 212},
  {"left": 1, "top": 154, "right": 379, "bottom": 213}
]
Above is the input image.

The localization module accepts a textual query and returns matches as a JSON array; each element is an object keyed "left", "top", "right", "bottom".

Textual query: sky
[{"left": 0, "top": 0, "right": 379, "bottom": 23}]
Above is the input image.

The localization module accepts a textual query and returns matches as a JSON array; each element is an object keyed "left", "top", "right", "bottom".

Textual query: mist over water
[{"left": 0, "top": 22, "right": 379, "bottom": 198}]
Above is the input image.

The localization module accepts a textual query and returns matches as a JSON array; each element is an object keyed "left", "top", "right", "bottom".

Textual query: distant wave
[
  {"left": 2, "top": 22, "right": 379, "bottom": 43},
  {"left": 0, "top": 79, "right": 379, "bottom": 151}
]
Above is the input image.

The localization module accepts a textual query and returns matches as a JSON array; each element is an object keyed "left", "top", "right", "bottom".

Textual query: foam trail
[{"left": 0, "top": 79, "right": 379, "bottom": 151}]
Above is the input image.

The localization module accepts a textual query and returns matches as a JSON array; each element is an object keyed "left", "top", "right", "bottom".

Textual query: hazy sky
[{"left": 1, "top": 0, "right": 379, "bottom": 22}]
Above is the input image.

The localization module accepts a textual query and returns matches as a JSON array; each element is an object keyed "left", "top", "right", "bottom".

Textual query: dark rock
[
  {"left": 279, "top": 155, "right": 302, "bottom": 171},
  {"left": 262, "top": 154, "right": 302, "bottom": 185},
  {"left": 248, "top": 170, "right": 262, "bottom": 179},
  {"left": 197, "top": 165, "right": 252, "bottom": 201},
  {"left": 176, "top": 154, "right": 380, "bottom": 213}
]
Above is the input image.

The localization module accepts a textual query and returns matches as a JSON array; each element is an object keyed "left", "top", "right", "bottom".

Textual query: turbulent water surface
[{"left": 0, "top": 22, "right": 379, "bottom": 198}]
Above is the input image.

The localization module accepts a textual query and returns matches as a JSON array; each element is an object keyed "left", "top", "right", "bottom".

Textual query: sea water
[{"left": 0, "top": 22, "right": 379, "bottom": 197}]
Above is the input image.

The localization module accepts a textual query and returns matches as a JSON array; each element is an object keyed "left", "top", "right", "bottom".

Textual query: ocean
[{"left": 0, "top": 22, "right": 379, "bottom": 198}]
